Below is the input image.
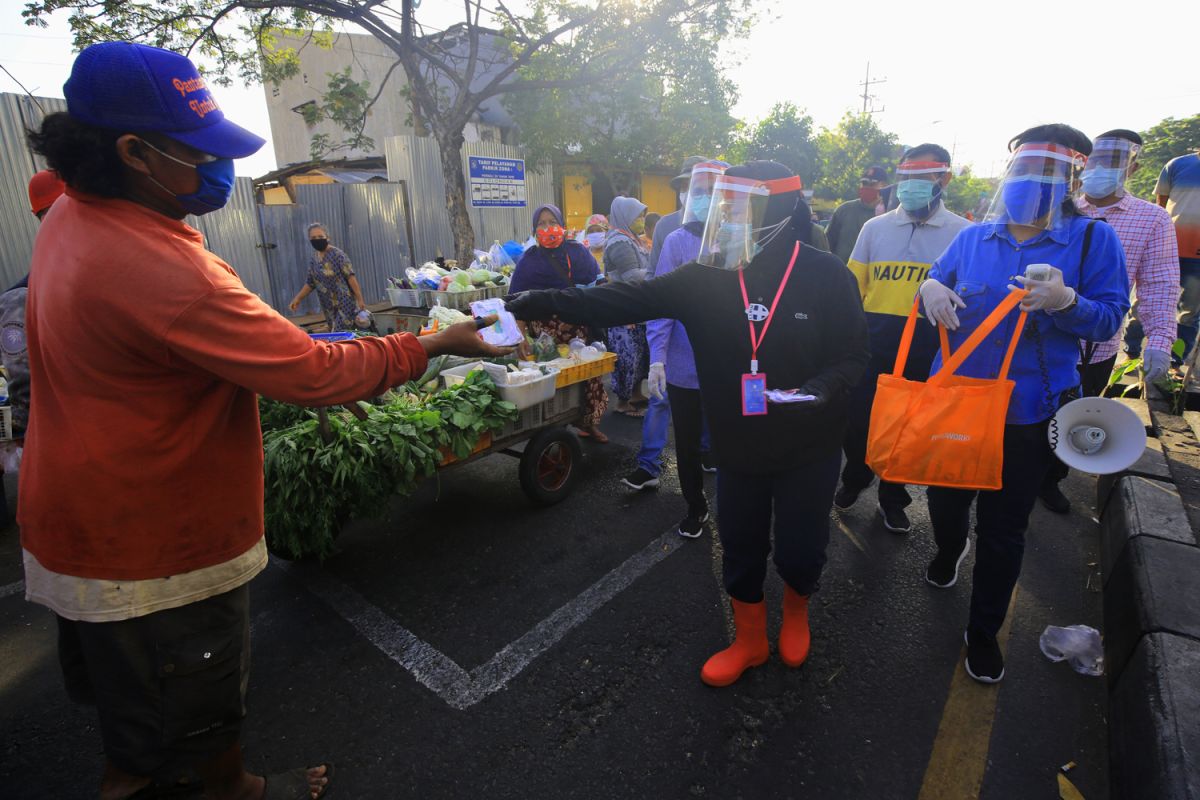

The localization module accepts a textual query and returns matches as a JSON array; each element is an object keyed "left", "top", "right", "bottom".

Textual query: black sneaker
[
  {"left": 963, "top": 629, "right": 1005, "bottom": 683},
  {"left": 701, "top": 453, "right": 717, "bottom": 473},
  {"left": 833, "top": 483, "right": 868, "bottom": 510},
  {"left": 1039, "top": 484, "right": 1071, "bottom": 514},
  {"left": 621, "top": 467, "right": 660, "bottom": 491},
  {"left": 678, "top": 508, "right": 710, "bottom": 539},
  {"left": 879, "top": 504, "right": 911, "bottom": 534},
  {"left": 925, "top": 540, "right": 970, "bottom": 589}
]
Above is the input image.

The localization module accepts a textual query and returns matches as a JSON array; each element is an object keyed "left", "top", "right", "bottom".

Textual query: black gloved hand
[
  {"left": 771, "top": 383, "right": 828, "bottom": 414},
  {"left": 503, "top": 291, "right": 540, "bottom": 321}
]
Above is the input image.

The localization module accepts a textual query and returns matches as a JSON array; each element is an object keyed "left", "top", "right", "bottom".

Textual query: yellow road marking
[
  {"left": 918, "top": 587, "right": 1020, "bottom": 800},
  {"left": 834, "top": 516, "right": 868, "bottom": 554}
]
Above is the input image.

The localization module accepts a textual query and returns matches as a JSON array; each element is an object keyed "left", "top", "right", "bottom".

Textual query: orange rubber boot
[
  {"left": 700, "top": 598, "right": 769, "bottom": 687},
  {"left": 778, "top": 586, "right": 811, "bottom": 668}
]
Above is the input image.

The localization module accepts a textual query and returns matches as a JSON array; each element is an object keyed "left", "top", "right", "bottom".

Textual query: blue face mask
[
  {"left": 1002, "top": 175, "right": 1067, "bottom": 225},
  {"left": 1081, "top": 167, "right": 1123, "bottom": 199},
  {"left": 689, "top": 195, "right": 711, "bottom": 222},
  {"left": 141, "top": 139, "right": 236, "bottom": 216},
  {"left": 896, "top": 179, "right": 938, "bottom": 212}
]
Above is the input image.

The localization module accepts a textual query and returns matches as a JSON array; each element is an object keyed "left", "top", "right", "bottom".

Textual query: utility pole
[{"left": 859, "top": 61, "right": 886, "bottom": 114}]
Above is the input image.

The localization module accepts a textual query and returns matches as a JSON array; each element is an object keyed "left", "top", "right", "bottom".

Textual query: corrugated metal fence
[
  {"left": 385, "top": 135, "right": 553, "bottom": 262},
  {"left": 0, "top": 94, "right": 68, "bottom": 288},
  {"left": 258, "top": 183, "right": 412, "bottom": 315},
  {"left": 1, "top": 97, "right": 543, "bottom": 313}
]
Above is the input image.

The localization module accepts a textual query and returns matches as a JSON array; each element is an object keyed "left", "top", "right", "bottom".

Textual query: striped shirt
[{"left": 1077, "top": 194, "right": 1179, "bottom": 362}]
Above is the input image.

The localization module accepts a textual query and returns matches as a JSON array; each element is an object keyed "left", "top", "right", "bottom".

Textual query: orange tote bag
[{"left": 866, "top": 288, "right": 1028, "bottom": 491}]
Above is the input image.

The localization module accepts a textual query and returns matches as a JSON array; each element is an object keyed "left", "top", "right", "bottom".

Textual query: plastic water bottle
[{"left": 1039, "top": 625, "right": 1104, "bottom": 676}]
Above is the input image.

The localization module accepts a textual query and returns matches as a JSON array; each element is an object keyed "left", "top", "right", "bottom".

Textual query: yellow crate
[{"left": 554, "top": 352, "right": 616, "bottom": 388}]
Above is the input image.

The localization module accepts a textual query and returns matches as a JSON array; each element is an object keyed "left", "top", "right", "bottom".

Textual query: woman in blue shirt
[{"left": 917, "top": 124, "right": 1129, "bottom": 683}]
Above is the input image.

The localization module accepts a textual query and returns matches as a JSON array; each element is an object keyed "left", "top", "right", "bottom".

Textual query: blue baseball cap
[{"left": 64, "top": 42, "right": 265, "bottom": 160}]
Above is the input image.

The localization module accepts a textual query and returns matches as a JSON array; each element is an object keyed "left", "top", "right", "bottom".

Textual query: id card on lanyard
[{"left": 739, "top": 242, "right": 800, "bottom": 416}]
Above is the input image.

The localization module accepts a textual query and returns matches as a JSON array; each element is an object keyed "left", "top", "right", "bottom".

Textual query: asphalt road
[{"left": 1, "top": 407, "right": 1109, "bottom": 799}]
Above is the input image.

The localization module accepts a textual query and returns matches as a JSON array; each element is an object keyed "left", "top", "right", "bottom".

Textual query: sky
[{"left": 2, "top": 0, "right": 1197, "bottom": 180}]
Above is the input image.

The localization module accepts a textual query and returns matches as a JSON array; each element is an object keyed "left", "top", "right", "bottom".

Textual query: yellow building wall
[
  {"left": 562, "top": 174, "right": 593, "bottom": 231},
  {"left": 261, "top": 186, "right": 294, "bottom": 205},
  {"left": 641, "top": 174, "right": 677, "bottom": 217}
]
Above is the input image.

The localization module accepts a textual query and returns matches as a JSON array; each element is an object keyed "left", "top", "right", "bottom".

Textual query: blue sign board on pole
[{"left": 468, "top": 156, "right": 527, "bottom": 208}]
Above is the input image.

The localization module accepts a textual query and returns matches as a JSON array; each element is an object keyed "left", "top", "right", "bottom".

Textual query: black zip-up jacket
[{"left": 507, "top": 233, "right": 871, "bottom": 474}]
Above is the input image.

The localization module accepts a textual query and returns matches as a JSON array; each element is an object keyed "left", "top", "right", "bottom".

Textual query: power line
[
  {"left": 858, "top": 61, "right": 886, "bottom": 115},
  {"left": 0, "top": 63, "right": 46, "bottom": 112}
]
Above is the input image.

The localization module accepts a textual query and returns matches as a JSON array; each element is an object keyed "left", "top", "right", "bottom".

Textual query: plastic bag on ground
[{"left": 1039, "top": 624, "right": 1104, "bottom": 676}]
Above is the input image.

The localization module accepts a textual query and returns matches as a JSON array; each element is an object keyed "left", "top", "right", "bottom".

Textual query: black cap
[
  {"left": 671, "top": 156, "right": 706, "bottom": 190},
  {"left": 861, "top": 164, "right": 888, "bottom": 183}
]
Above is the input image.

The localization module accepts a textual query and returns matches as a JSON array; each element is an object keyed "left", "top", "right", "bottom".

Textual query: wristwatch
[{"left": 1050, "top": 290, "right": 1078, "bottom": 315}]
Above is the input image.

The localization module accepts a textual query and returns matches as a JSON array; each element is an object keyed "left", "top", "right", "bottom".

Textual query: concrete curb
[{"left": 1098, "top": 399, "right": 1200, "bottom": 800}]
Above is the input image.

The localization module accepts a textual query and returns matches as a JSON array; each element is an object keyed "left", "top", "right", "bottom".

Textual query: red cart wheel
[{"left": 519, "top": 427, "right": 583, "bottom": 505}]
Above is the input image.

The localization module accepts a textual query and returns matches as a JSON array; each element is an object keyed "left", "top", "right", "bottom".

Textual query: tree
[
  {"left": 813, "top": 112, "right": 902, "bottom": 201},
  {"left": 942, "top": 167, "right": 996, "bottom": 218},
  {"left": 505, "top": 3, "right": 747, "bottom": 199},
  {"left": 735, "top": 103, "right": 819, "bottom": 187},
  {"left": 24, "top": 0, "right": 753, "bottom": 264},
  {"left": 1129, "top": 113, "right": 1200, "bottom": 201}
]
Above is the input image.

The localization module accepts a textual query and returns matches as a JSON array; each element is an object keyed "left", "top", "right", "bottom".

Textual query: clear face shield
[
  {"left": 697, "top": 174, "right": 803, "bottom": 270},
  {"left": 984, "top": 142, "right": 1087, "bottom": 230},
  {"left": 1080, "top": 137, "right": 1139, "bottom": 200},
  {"left": 681, "top": 160, "right": 730, "bottom": 226},
  {"left": 894, "top": 160, "right": 950, "bottom": 213}
]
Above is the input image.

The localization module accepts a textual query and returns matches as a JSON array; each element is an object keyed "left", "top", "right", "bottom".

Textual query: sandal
[
  {"left": 576, "top": 427, "right": 610, "bottom": 444},
  {"left": 262, "top": 763, "right": 334, "bottom": 799},
  {"left": 615, "top": 407, "right": 646, "bottom": 418}
]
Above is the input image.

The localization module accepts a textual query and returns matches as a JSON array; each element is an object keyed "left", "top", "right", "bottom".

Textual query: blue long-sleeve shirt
[
  {"left": 646, "top": 226, "right": 701, "bottom": 389},
  {"left": 927, "top": 217, "right": 1129, "bottom": 424}
]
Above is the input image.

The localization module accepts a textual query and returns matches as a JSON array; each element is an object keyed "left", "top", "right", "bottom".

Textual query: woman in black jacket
[{"left": 507, "top": 162, "right": 870, "bottom": 686}]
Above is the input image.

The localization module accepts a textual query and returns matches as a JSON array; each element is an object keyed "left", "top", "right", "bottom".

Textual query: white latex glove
[
  {"left": 1142, "top": 348, "right": 1171, "bottom": 384},
  {"left": 647, "top": 362, "right": 666, "bottom": 400},
  {"left": 918, "top": 279, "right": 965, "bottom": 330},
  {"left": 1010, "top": 266, "right": 1075, "bottom": 312}
]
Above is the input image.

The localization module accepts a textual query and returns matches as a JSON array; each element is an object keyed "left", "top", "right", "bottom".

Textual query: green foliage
[
  {"left": 505, "top": 0, "right": 752, "bottom": 192},
  {"left": 942, "top": 167, "right": 997, "bottom": 217},
  {"left": 814, "top": 113, "right": 903, "bottom": 202},
  {"left": 736, "top": 103, "right": 819, "bottom": 187},
  {"left": 262, "top": 371, "right": 517, "bottom": 560},
  {"left": 1129, "top": 114, "right": 1200, "bottom": 201},
  {"left": 259, "top": 397, "right": 315, "bottom": 433}
]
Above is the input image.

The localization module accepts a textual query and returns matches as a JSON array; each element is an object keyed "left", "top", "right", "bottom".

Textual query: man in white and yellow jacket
[{"left": 835, "top": 144, "right": 973, "bottom": 533}]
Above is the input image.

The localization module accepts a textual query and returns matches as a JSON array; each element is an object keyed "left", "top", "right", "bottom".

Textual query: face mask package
[{"left": 470, "top": 298, "right": 524, "bottom": 346}]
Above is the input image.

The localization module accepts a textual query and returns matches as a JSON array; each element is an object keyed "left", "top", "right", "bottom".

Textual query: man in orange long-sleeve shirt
[{"left": 21, "top": 42, "right": 505, "bottom": 800}]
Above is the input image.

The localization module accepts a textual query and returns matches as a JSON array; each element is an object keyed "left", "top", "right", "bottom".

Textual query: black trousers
[
  {"left": 667, "top": 384, "right": 706, "bottom": 514},
  {"left": 841, "top": 354, "right": 934, "bottom": 511},
  {"left": 927, "top": 421, "right": 1055, "bottom": 638},
  {"left": 1044, "top": 353, "right": 1117, "bottom": 487},
  {"left": 716, "top": 452, "right": 841, "bottom": 602}
]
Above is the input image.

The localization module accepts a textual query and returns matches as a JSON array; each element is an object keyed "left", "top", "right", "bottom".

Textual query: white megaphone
[{"left": 1049, "top": 397, "right": 1148, "bottom": 474}]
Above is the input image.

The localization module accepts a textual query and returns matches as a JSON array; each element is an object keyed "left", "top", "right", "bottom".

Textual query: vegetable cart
[{"left": 436, "top": 352, "right": 616, "bottom": 505}]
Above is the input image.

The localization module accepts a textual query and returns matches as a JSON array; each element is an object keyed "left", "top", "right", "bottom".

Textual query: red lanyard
[{"left": 738, "top": 241, "right": 800, "bottom": 374}]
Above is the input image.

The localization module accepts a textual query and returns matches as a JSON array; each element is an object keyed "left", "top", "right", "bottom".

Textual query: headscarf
[
  {"left": 606, "top": 196, "right": 648, "bottom": 253},
  {"left": 530, "top": 203, "right": 565, "bottom": 234},
  {"left": 585, "top": 213, "right": 608, "bottom": 231}
]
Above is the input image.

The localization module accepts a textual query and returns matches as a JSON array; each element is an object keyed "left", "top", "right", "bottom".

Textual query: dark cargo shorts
[{"left": 56, "top": 584, "right": 250, "bottom": 779}]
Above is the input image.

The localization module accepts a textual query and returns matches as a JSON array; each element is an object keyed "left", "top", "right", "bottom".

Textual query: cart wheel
[{"left": 519, "top": 427, "right": 582, "bottom": 505}]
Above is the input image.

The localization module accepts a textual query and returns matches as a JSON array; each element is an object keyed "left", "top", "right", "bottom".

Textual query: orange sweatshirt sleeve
[{"left": 164, "top": 286, "right": 429, "bottom": 405}]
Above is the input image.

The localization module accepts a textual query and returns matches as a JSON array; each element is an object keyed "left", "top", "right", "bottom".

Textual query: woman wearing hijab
[
  {"left": 582, "top": 213, "right": 609, "bottom": 271},
  {"left": 510, "top": 204, "right": 609, "bottom": 442},
  {"left": 507, "top": 162, "right": 870, "bottom": 687},
  {"left": 605, "top": 196, "right": 652, "bottom": 415}
]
